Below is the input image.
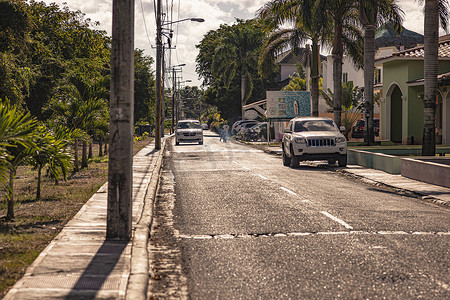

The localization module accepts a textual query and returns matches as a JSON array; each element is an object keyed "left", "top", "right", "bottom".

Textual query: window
[
  {"left": 342, "top": 72, "right": 348, "bottom": 83},
  {"left": 374, "top": 68, "right": 382, "bottom": 84}
]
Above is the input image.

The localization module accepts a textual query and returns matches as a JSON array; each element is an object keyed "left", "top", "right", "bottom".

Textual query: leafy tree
[
  {"left": 315, "top": 0, "right": 364, "bottom": 128},
  {"left": 44, "top": 73, "right": 107, "bottom": 172},
  {"left": 196, "top": 20, "right": 272, "bottom": 121},
  {"left": 322, "top": 81, "right": 363, "bottom": 138},
  {"left": 258, "top": 0, "right": 327, "bottom": 117},
  {"left": 0, "top": 0, "right": 32, "bottom": 105},
  {"left": 359, "top": 0, "right": 403, "bottom": 145},
  {"left": 134, "top": 49, "right": 155, "bottom": 125},
  {"left": 25, "top": 0, "right": 110, "bottom": 119},
  {"left": 178, "top": 86, "right": 204, "bottom": 119}
]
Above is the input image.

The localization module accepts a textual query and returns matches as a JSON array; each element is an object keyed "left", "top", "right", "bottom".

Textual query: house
[
  {"left": 376, "top": 37, "right": 450, "bottom": 145},
  {"left": 322, "top": 22, "right": 424, "bottom": 119}
]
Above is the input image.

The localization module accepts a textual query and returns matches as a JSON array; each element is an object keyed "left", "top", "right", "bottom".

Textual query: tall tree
[
  {"left": 134, "top": 49, "right": 155, "bottom": 125},
  {"left": 316, "top": 0, "right": 364, "bottom": 128},
  {"left": 258, "top": 0, "right": 327, "bottom": 117},
  {"left": 212, "top": 19, "right": 265, "bottom": 119},
  {"left": 196, "top": 20, "right": 271, "bottom": 121},
  {"left": 418, "top": 0, "right": 449, "bottom": 155},
  {"left": 359, "top": 0, "right": 403, "bottom": 145}
]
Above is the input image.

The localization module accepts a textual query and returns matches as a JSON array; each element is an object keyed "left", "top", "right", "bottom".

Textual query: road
[{"left": 148, "top": 131, "right": 450, "bottom": 299}]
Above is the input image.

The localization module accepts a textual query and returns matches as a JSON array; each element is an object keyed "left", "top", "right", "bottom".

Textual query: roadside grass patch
[{"left": 0, "top": 138, "right": 152, "bottom": 297}]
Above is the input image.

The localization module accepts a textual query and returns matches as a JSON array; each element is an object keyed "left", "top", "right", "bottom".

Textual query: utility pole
[
  {"left": 107, "top": 0, "right": 134, "bottom": 240},
  {"left": 155, "top": 0, "right": 162, "bottom": 150},
  {"left": 161, "top": 45, "right": 165, "bottom": 138},
  {"left": 172, "top": 67, "right": 176, "bottom": 133}
]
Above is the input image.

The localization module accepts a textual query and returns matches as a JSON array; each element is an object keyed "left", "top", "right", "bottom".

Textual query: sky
[{"left": 40, "top": 0, "right": 427, "bottom": 87}]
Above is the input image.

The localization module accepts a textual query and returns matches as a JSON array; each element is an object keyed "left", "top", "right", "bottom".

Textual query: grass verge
[{"left": 0, "top": 138, "right": 152, "bottom": 297}]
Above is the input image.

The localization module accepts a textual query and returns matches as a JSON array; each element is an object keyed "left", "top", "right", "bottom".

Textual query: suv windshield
[
  {"left": 294, "top": 120, "right": 337, "bottom": 132},
  {"left": 177, "top": 121, "right": 201, "bottom": 129}
]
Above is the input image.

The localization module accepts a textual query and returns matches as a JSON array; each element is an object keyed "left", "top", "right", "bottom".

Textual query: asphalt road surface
[{"left": 148, "top": 131, "right": 450, "bottom": 299}]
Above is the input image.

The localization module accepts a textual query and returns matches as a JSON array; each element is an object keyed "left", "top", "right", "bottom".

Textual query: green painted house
[{"left": 376, "top": 38, "right": 450, "bottom": 145}]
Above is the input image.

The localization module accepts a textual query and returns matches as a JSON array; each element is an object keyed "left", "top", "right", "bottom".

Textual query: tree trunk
[
  {"left": 88, "top": 141, "right": 93, "bottom": 159},
  {"left": 99, "top": 135, "right": 104, "bottom": 157},
  {"left": 332, "top": 54, "right": 343, "bottom": 128},
  {"left": 6, "top": 169, "right": 15, "bottom": 220},
  {"left": 311, "top": 41, "right": 320, "bottom": 117},
  {"left": 364, "top": 24, "right": 376, "bottom": 145},
  {"left": 422, "top": 0, "right": 438, "bottom": 155},
  {"left": 74, "top": 139, "right": 79, "bottom": 172},
  {"left": 81, "top": 140, "right": 88, "bottom": 168},
  {"left": 241, "top": 74, "right": 246, "bottom": 119},
  {"left": 332, "top": 23, "right": 344, "bottom": 128},
  {"left": 36, "top": 165, "right": 42, "bottom": 200},
  {"left": 104, "top": 139, "right": 108, "bottom": 155}
]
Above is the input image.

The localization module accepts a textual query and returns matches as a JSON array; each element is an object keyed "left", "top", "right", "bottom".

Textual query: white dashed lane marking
[
  {"left": 321, "top": 211, "right": 353, "bottom": 230},
  {"left": 280, "top": 187, "right": 297, "bottom": 196},
  {"left": 257, "top": 174, "right": 268, "bottom": 180}
]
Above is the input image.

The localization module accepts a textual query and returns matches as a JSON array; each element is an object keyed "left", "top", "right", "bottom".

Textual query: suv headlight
[
  {"left": 335, "top": 137, "right": 346, "bottom": 143},
  {"left": 294, "top": 137, "right": 306, "bottom": 144}
]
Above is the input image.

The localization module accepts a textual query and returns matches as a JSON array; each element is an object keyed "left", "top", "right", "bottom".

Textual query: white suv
[
  {"left": 175, "top": 120, "right": 203, "bottom": 145},
  {"left": 282, "top": 117, "right": 347, "bottom": 168}
]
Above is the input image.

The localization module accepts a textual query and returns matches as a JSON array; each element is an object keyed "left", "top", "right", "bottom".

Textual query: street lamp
[
  {"left": 155, "top": 7, "right": 204, "bottom": 150},
  {"left": 162, "top": 18, "right": 205, "bottom": 26}
]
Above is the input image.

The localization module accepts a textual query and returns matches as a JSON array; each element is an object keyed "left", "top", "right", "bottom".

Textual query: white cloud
[{"left": 40, "top": 0, "right": 429, "bottom": 86}]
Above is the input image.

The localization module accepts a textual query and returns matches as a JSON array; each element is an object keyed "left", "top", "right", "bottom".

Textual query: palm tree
[
  {"left": 211, "top": 19, "right": 263, "bottom": 119},
  {"left": 45, "top": 74, "right": 109, "bottom": 171},
  {"left": 418, "top": 0, "right": 449, "bottom": 155},
  {"left": 316, "top": 0, "right": 364, "bottom": 128},
  {"left": 359, "top": 0, "right": 403, "bottom": 145},
  {"left": 0, "top": 101, "right": 38, "bottom": 220},
  {"left": 28, "top": 125, "right": 73, "bottom": 199},
  {"left": 258, "top": 0, "right": 326, "bottom": 117}
]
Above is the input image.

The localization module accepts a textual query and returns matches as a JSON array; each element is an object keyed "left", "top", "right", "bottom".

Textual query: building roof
[
  {"left": 275, "top": 49, "right": 327, "bottom": 65},
  {"left": 406, "top": 71, "right": 450, "bottom": 86},
  {"left": 376, "top": 39, "right": 450, "bottom": 64}
]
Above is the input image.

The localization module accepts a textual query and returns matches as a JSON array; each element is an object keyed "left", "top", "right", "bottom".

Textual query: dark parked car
[{"left": 351, "top": 118, "right": 379, "bottom": 138}]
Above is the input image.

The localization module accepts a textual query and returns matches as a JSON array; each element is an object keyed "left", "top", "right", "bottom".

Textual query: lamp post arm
[{"left": 162, "top": 17, "right": 204, "bottom": 26}]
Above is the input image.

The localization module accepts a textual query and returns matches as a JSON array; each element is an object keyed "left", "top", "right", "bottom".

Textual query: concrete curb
[
  {"left": 126, "top": 138, "right": 168, "bottom": 300},
  {"left": 338, "top": 169, "right": 450, "bottom": 208}
]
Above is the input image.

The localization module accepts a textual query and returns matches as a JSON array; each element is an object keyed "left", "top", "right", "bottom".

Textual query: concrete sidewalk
[
  {"left": 3, "top": 140, "right": 166, "bottom": 300},
  {"left": 260, "top": 144, "right": 450, "bottom": 207}
]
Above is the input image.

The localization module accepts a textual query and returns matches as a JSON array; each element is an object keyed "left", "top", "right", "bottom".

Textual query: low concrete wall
[
  {"left": 348, "top": 149, "right": 402, "bottom": 174},
  {"left": 402, "top": 158, "right": 450, "bottom": 188}
]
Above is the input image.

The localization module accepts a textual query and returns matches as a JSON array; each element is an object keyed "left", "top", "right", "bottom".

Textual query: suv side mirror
[
  {"left": 284, "top": 128, "right": 292, "bottom": 133},
  {"left": 339, "top": 126, "right": 345, "bottom": 132}
]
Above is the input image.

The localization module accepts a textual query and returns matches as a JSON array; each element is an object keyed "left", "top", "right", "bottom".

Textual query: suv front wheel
[
  {"left": 338, "top": 155, "right": 347, "bottom": 167},
  {"left": 289, "top": 146, "right": 300, "bottom": 168},
  {"left": 282, "top": 145, "right": 291, "bottom": 166}
]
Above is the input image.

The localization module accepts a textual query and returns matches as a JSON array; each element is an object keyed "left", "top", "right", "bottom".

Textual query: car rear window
[{"left": 177, "top": 121, "right": 201, "bottom": 129}]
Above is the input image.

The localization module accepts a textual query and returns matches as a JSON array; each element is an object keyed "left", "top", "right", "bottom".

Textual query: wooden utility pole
[{"left": 107, "top": 0, "right": 134, "bottom": 240}]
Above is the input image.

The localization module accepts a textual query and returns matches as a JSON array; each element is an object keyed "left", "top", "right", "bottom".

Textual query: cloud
[{"left": 40, "top": 0, "right": 429, "bottom": 86}]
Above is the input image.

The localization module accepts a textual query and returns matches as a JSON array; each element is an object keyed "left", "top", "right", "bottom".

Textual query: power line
[{"left": 139, "top": 0, "right": 155, "bottom": 53}]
